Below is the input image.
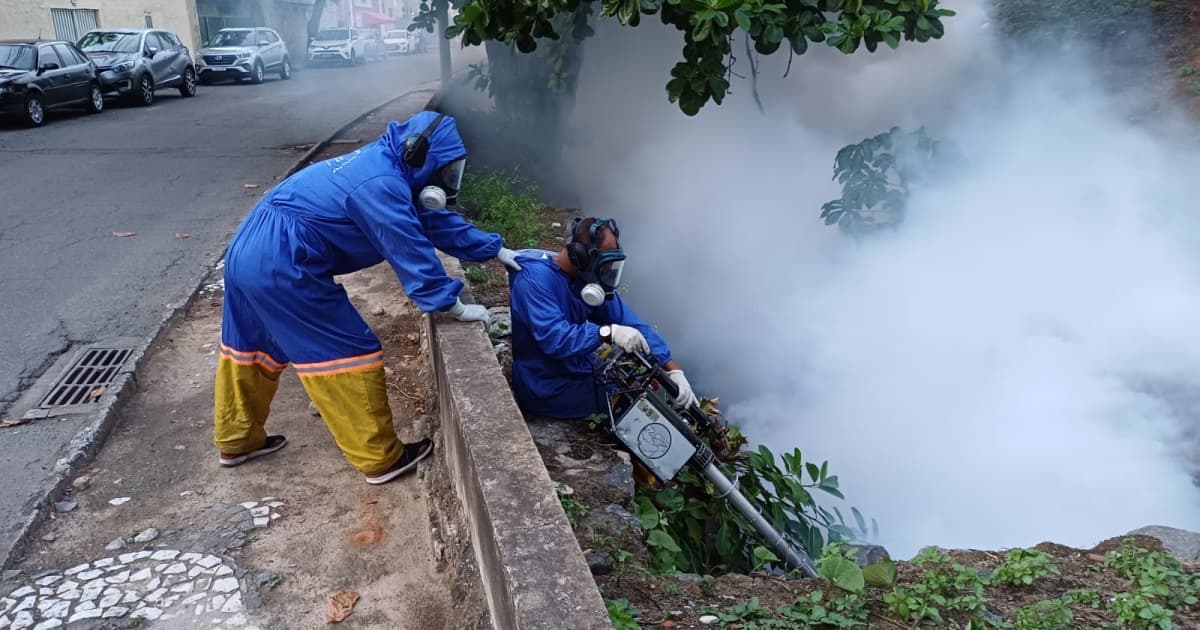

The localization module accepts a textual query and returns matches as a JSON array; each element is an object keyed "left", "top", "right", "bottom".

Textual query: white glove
[
  {"left": 667, "top": 370, "right": 699, "bottom": 408},
  {"left": 609, "top": 324, "right": 650, "bottom": 354},
  {"left": 496, "top": 247, "right": 522, "bottom": 272},
  {"left": 446, "top": 299, "right": 492, "bottom": 327}
]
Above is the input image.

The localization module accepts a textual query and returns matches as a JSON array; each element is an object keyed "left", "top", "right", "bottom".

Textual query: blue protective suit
[
  {"left": 221, "top": 111, "right": 502, "bottom": 365},
  {"left": 507, "top": 249, "right": 672, "bottom": 420}
]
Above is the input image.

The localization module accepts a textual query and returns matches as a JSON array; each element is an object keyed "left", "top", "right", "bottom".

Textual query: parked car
[
  {"left": 0, "top": 39, "right": 104, "bottom": 127},
  {"left": 360, "top": 30, "right": 384, "bottom": 62},
  {"left": 383, "top": 29, "right": 426, "bottom": 55},
  {"left": 307, "top": 28, "right": 368, "bottom": 66},
  {"left": 195, "top": 27, "right": 291, "bottom": 85},
  {"left": 76, "top": 28, "right": 196, "bottom": 106}
]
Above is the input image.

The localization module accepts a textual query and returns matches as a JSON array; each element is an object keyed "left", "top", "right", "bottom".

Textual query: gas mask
[
  {"left": 566, "top": 217, "right": 626, "bottom": 307},
  {"left": 418, "top": 157, "right": 465, "bottom": 210}
]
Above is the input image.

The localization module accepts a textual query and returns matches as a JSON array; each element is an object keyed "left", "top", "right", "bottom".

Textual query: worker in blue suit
[
  {"left": 213, "top": 111, "right": 523, "bottom": 485},
  {"left": 506, "top": 217, "right": 699, "bottom": 419}
]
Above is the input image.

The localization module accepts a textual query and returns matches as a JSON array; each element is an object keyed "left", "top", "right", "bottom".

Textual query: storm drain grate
[{"left": 37, "top": 348, "right": 135, "bottom": 408}]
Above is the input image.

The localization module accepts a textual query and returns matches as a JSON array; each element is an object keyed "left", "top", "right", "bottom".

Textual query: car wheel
[
  {"left": 179, "top": 66, "right": 197, "bottom": 97},
  {"left": 251, "top": 61, "right": 265, "bottom": 84},
  {"left": 131, "top": 74, "right": 154, "bottom": 106},
  {"left": 279, "top": 56, "right": 291, "bottom": 80},
  {"left": 24, "top": 94, "right": 45, "bottom": 127},
  {"left": 85, "top": 83, "right": 104, "bottom": 114}
]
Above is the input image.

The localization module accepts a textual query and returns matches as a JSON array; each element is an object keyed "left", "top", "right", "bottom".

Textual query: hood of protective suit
[{"left": 379, "top": 111, "right": 467, "bottom": 187}]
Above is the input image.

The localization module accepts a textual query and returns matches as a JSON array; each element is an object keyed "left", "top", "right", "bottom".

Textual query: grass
[{"left": 457, "top": 169, "right": 546, "bottom": 249}]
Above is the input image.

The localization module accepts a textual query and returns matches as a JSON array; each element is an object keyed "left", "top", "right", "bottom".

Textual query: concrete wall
[
  {"left": 0, "top": 0, "right": 201, "bottom": 54},
  {"left": 429, "top": 253, "right": 611, "bottom": 630}
]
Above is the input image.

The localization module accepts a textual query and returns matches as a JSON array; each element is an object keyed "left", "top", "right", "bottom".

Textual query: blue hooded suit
[{"left": 213, "top": 111, "right": 501, "bottom": 474}]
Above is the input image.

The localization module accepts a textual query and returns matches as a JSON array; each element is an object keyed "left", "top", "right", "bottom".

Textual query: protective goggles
[
  {"left": 589, "top": 249, "right": 626, "bottom": 292},
  {"left": 438, "top": 157, "right": 466, "bottom": 193}
]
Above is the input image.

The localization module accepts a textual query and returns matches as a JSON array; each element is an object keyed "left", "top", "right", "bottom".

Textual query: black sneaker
[
  {"left": 219, "top": 435, "right": 287, "bottom": 467},
  {"left": 365, "top": 438, "right": 434, "bottom": 485}
]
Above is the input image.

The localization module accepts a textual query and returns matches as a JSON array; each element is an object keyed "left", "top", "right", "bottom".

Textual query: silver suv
[
  {"left": 195, "top": 28, "right": 291, "bottom": 85},
  {"left": 77, "top": 28, "right": 197, "bottom": 106}
]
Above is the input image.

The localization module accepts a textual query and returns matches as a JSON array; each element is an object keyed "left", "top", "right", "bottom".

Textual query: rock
[
  {"left": 3, "top": 569, "right": 21, "bottom": 581},
  {"left": 676, "top": 573, "right": 704, "bottom": 584},
  {"left": 163, "top": 563, "right": 187, "bottom": 575},
  {"left": 133, "top": 528, "right": 159, "bottom": 543},
  {"left": 71, "top": 475, "right": 91, "bottom": 491},
  {"left": 579, "top": 504, "right": 643, "bottom": 538},
  {"left": 150, "top": 550, "right": 179, "bottom": 561},
  {"left": 35, "top": 575, "right": 61, "bottom": 587},
  {"left": 34, "top": 618, "right": 63, "bottom": 629},
  {"left": 11, "top": 587, "right": 35, "bottom": 598},
  {"left": 130, "top": 606, "right": 163, "bottom": 621},
  {"left": 844, "top": 543, "right": 891, "bottom": 567},
  {"left": 105, "top": 538, "right": 126, "bottom": 551},
  {"left": 255, "top": 571, "right": 280, "bottom": 588},
  {"left": 213, "top": 577, "right": 239, "bottom": 593},
  {"left": 487, "top": 307, "right": 512, "bottom": 338},
  {"left": 700, "top": 614, "right": 720, "bottom": 624},
  {"left": 1127, "top": 525, "right": 1200, "bottom": 562},
  {"left": 596, "top": 457, "right": 635, "bottom": 506},
  {"left": 585, "top": 552, "right": 613, "bottom": 576},
  {"left": 77, "top": 569, "right": 104, "bottom": 581},
  {"left": 93, "top": 558, "right": 114, "bottom": 569},
  {"left": 41, "top": 533, "right": 56, "bottom": 543},
  {"left": 53, "top": 501, "right": 76, "bottom": 514},
  {"left": 107, "top": 497, "right": 130, "bottom": 506},
  {"left": 198, "top": 555, "right": 222, "bottom": 569},
  {"left": 64, "top": 564, "right": 89, "bottom": 577},
  {"left": 128, "top": 569, "right": 152, "bottom": 582}
]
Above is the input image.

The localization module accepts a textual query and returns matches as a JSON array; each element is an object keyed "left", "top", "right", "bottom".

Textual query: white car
[
  {"left": 383, "top": 29, "right": 426, "bottom": 56},
  {"left": 307, "top": 27, "right": 367, "bottom": 66},
  {"left": 195, "top": 27, "right": 291, "bottom": 84}
]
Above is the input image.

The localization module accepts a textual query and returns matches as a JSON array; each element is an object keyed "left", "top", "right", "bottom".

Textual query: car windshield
[
  {"left": 77, "top": 32, "right": 141, "bottom": 54},
  {"left": 316, "top": 29, "right": 348, "bottom": 40},
  {"left": 0, "top": 44, "right": 35, "bottom": 70},
  {"left": 210, "top": 30, "right": 255, "bottom": 47},
  {"left": 385, "top": 31, "right": 405, "bottom": 39}
]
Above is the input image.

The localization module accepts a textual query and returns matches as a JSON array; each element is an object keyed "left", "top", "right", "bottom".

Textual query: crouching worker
[
  {"left": 507, "top": 217, "right": 699, "bottom": 420},
  {"left": 214, "top": 111, "right": 524, "bottom": 485}
]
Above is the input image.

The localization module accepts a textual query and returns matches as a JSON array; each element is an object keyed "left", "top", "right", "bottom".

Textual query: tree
[
  {"left": 308, "top": 0, "right": 329, "bottom": 44},
  {"left": 415, "top": 0, "right": 956, "bottom": 117},
  {"left": 819, "top": 126, "right": 964, "bottom": 237}
]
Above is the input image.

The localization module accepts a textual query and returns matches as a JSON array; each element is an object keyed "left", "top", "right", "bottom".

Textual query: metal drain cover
[{"left": 35, "top": 347, "right": 135, "bottom": 411}]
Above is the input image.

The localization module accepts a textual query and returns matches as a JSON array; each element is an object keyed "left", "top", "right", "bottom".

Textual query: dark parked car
[
  {"left": 0, "top": 39, "right": 104, "bottom": 127},
  {"left": 76, "top": 28, "right": 196, "bottom": 106}
]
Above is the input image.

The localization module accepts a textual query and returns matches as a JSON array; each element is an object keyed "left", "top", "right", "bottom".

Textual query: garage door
[{"left": 51, "top": 8, "right": 100, "bottom": 44}]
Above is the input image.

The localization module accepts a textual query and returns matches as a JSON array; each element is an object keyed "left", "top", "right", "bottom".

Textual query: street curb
[{"left": 0, "top": 81, "right": 451, "bottom": 573}]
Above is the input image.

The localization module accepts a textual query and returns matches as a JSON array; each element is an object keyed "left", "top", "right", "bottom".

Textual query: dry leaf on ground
[
  {"left": 175, "top": 232, "right": 190, "bottom": 239},
  {"left": 112, "top": 231, "right": 136, "bottom": 237},
  {"left": 326, "top": 589, "right": 359, "bottom": 623},
  {"left": 0, "top": 418, "right": 30, "bottom": 428},
  {"left": 243, "top": 183, "right": 259, "bottom": 189},
  {"left": 89, "top": 387, "right": 106, "bottom": 399}
]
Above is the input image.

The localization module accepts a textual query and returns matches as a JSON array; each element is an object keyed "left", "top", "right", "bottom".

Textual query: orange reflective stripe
[
  {"left": 295, "top": 358, "right": 385, "bottom": 378},
  {"left": 219, "top": 344, "right": 285, "bottom": 372},
  {"left": 292, "top": 350, "right": 383, "bottom": 371}
]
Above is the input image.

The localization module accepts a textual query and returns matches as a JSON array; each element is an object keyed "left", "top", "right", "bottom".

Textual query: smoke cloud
[{"left": 559, "top": 1, "right": 1200, "bottom": 557}]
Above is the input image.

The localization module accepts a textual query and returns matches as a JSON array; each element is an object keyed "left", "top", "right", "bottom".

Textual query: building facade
[{"left": 0, "top": 0, "right": 202, "bottom": 53}]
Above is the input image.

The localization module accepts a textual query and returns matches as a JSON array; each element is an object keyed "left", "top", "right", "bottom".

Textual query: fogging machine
[{"left": 592, "top": 344, "right": 818, "bottom": 578}]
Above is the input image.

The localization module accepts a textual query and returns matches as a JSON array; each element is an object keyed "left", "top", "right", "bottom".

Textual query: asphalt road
[{"left": 0, "top": 48, "right": 480, "bottom": 563}]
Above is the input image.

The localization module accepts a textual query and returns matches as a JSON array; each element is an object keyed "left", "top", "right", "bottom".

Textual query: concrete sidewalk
[{"left": 0, "top": 96, "right": 478, "bottom": 629}]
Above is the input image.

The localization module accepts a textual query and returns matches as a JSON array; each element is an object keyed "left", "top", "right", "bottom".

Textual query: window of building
[{"left": 49, "top": 8, "right": 100, "bottom": 44}]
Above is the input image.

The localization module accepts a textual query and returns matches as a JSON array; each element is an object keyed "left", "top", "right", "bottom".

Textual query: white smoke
[{"left": 563, "top": 1, "right": 1200, "bottom": 557}]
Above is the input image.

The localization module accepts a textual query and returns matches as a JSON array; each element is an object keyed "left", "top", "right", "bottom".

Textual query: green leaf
[
  {"left": 852, "top": 507, "right": 867, "bottom": 534},
  {"left": 656, "top": 488, "right": 685, "bottom": 511},
  {"left": 864, "top": 559, "right": 898, "bottom": 588},
  {"left": 634, "top": 496, "right": 660, "bottom": 530},
  {"left": 647, "top": 528, "right": 682, "bottom": 553},
  {"left": 734, "top": 7, "right": 752, "bottom": 31},
  {"left": 806, "top": 462, "right": 821, "bottom": 483},
  {"left": 753, "top": 545, "right": 781, "bottom": 567},
  {"left": 818, "top": 556, "right": 865, "bottom": 593}
]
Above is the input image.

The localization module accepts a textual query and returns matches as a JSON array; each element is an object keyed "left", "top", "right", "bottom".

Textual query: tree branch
[{"left": 745, "top": 34, "right": 764, "bottom": 114}]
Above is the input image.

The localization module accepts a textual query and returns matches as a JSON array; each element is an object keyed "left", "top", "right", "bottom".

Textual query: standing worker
[{"left": 213, "top": 111, "right": 523, "bottom": 485}]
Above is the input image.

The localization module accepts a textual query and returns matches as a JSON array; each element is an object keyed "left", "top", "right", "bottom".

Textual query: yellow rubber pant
[{"left": 213, "top": 348, "right": 404, "bottom": 475}]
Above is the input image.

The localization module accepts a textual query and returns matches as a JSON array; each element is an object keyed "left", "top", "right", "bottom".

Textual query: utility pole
[{"left": 435, "top": 0, "right": 451, "bottom": 87}]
